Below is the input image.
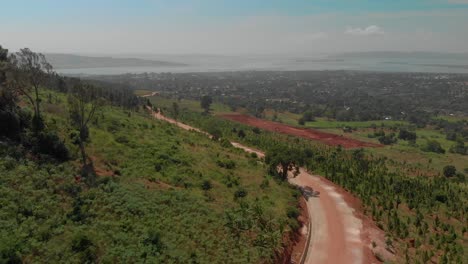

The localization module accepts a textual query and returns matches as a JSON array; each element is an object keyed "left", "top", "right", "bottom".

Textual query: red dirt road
[{"left": 220, "top": 114, "right": 381, "bottom": 149}]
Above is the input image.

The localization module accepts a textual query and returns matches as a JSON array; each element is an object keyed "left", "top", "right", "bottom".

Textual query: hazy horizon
[{"left": 2, "top": 1, "right": 468, "bottom": 55}]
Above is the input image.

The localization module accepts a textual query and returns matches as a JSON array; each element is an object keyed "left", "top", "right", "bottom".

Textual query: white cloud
[{"left": 345, "top": 25, "right": 384, "bottom": 36}]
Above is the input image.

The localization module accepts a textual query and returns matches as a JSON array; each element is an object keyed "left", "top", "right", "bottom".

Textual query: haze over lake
[{"left": 54, "top": 52, "right": 468, "bottom": 75}]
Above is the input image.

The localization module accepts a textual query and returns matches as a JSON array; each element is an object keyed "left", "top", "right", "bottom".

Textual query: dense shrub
[
  {"left": 234, "top": 187, "right": 248, "bottom": 199},
  {"left": 0, "top": 110, "right": 21, "bottom": 140},
  {"left": 216, "top": 159, "right": 236, "bottom": 169},
  {"left": 33, "top": 131, "right": 70, "bottom": 161},
  {"left": 443, "top": 165, "right": 457, "bottom": 177},
  {"left": 422, "top": 140, "right": 445, "bottom": 154},
  {"left": 201, "top": 180, "right": 212, "bottom": 190},
  {"left": 398, "top": 129, "right": 417, "bottom": 141}
]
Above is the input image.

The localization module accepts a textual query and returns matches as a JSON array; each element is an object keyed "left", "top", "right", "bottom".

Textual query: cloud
[{"left": 345, "top": 25, "right": 384, "bottom": 36}]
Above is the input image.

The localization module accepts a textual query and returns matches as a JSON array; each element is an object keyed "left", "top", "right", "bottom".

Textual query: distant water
[{"left": 56, "top": 55, "right": 468, "bottom": 75}]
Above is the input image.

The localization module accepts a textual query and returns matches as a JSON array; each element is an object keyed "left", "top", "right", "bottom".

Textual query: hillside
[
  {"left": 44, "top": 53, "right": 187, "bottom": 69},
  {"left": 0, "top": 89, "right": 298, "bottom": 263}
]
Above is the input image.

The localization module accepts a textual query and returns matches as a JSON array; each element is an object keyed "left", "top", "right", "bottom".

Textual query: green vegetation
[
  {"left": 0, "top": 46, "right": 298, "bottom": 263},
  {"left": 155, "top": 103, "right": 467, "bottom": 263}
]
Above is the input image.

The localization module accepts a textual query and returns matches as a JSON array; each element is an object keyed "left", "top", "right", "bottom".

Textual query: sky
[{"left": 1, "top": 0, "right": 468, "bottom": 55}]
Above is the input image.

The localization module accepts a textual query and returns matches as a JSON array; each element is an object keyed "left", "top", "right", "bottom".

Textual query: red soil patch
[{"left": 220, "top": 114, "right": 381, "bottom": 149}]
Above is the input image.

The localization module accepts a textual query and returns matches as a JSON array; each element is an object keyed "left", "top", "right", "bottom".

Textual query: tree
[
  {"left": 302, "top": 110, "right": 315, "bottom": 122},
  {"left": 200, "top": 95, "right": 212, "bottom": 113},
  {"left": 0, "top": 45, "right": 21, "bottom": 139},
  {"left": 172, "top": 102, "right": 179, "bottom": 121},
  {"left": 265, "top": 145, "right": 303, "bottom": 180},
  {"left": 9, "top": 48, "right": 52, "bottom": 132},
  {"left": 443, "top": 165, "right": 456, "bottom": 177},
  {"left": 0, "top": 46, "right": 16, "bottom": 111},
  {"left": 68, "top": 82, "right": 101, "bottom": 183},
  {"left": 298, "top": 117, "right": 305, "bottom": 126}
]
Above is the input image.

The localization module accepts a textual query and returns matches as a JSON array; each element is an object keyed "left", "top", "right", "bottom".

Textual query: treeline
[{"left": 161, "top": 107, "right": 467, "bottom": 264}]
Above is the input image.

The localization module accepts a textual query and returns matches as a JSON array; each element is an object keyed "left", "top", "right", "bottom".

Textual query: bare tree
[
  {"left": 68, "top": 82, "right": 101, "bottom": 184},
  {"left": 9, "top": 48, "right": 52, "bottom": 131}
]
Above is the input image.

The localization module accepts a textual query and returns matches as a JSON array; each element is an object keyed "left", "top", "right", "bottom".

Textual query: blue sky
[{"left": 2, "top": 0, "right": 468, "bottom": 54}]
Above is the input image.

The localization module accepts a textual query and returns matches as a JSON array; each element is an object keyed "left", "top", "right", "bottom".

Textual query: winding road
[{"left": 144, "top": 104, "right": 373, "bottom": 264}]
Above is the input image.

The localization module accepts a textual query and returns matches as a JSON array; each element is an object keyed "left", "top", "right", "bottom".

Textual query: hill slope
[{"left": 0, "top": 91, "right": 298, "bottom": 263}]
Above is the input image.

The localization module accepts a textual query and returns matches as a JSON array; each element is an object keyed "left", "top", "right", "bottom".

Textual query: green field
[
  {"left": 147, "top": 95, "right": 232, "bottom": 114},
  {"left": 133, "top": 89, "right": 154, "bottom": 96}
]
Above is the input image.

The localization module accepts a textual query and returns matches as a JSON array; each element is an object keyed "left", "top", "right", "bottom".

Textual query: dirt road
[{"left": 145, "top": 105, "right": 376, "bottom": 264}]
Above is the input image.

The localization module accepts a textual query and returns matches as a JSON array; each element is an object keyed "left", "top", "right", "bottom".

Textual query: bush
[
  {"left": 220, "top": 138, "right": 232, "bottom": 148},
  {"left": 443, "top": 165, "right": 456, "bottom": 177},
  {"left": 201, "top": 180, "right": 212, "bottom": 190},
  {"left": 71, "top": 233, "right": 97, "bottom": 263},
  {"left": 216, "top": 159, "right": 236, "bottom": 169},
  {"left": 449, "top": 140, "right": 467, "bottom": 155},
  {"left": 71, "top": 233, "right": 93, "bottom": 253},
  {"left": 422, "top": 140, "right": 445, "bottom": 154},
  {"left": 237, "top": 129, "right": 246, "bottom": 138},
  {"left": 298, "top": 118, "right": 305, "bottom": 126},
  {"left": 398, "top": 129, "right": 417, "bottom": 141},
  {"left": 115, "top": 135, "right": 130, "bottom": 144},
  {"left": 234, "top": 187, "right": 248, "bottom": 199},
  {"left": 143, "top": 229, "right": 164, "bottom": 256},
  {"left": 378, "top": 133, "right": 397, "bottom": 145},
  {"left": 207, "top": 127, "right": 222, "bottom": 140},
  {"left": 286, "top": 207, "right": 300, "bottom": 219},
  {"left": 0, "top": 110, "right": 21, "bottom": 140},
  {"left": 31, "top": 131, "right": 70, "bottom": 161},
  {"left": 0, "top": 235, "right": 21, "bottom": 264}
]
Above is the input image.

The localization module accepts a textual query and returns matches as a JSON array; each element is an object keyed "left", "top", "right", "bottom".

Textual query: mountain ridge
[{"left": 45, "top": 53, "right": 187, "bottom": 69}]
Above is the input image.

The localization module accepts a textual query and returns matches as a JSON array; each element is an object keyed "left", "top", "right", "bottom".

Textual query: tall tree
[
  {"left": 200, "top": 95, "right": 212, "bottom": 113},
  {"left": 172, "top": 101, "right": 179, "bottom": 121},
  {"left": 9, "top": 48, "right": 52, "bottom": 131},
  {"left": 68, "top": 82, "right": 101, "bottom": 184},
  {"left": 0, "top": 45, "right": 21, "bottom": 139}
]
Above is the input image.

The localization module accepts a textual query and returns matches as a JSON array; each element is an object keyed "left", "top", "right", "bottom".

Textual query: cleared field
[{"left": 220, "top": 113, "right": 381, "bottom": 149}]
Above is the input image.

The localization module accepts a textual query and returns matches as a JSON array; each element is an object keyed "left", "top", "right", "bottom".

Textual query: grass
[
  {"left": 304, "top": 118, "right": 409, "bottom": 129},
  {"left": 149, "top": 95, "right": 232, "bottom": 114},
  {"left": 319, "top": 126, "right": 468, "bottom": 173},
  {"left": 0, "top": 91, "right": 299, "bottom": 263},
  {"left": 133, "top": 89, "right": 154, "bottom": 96},
  {"left": 434, "top": 115, "right": 468, "bottom": 122}
]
